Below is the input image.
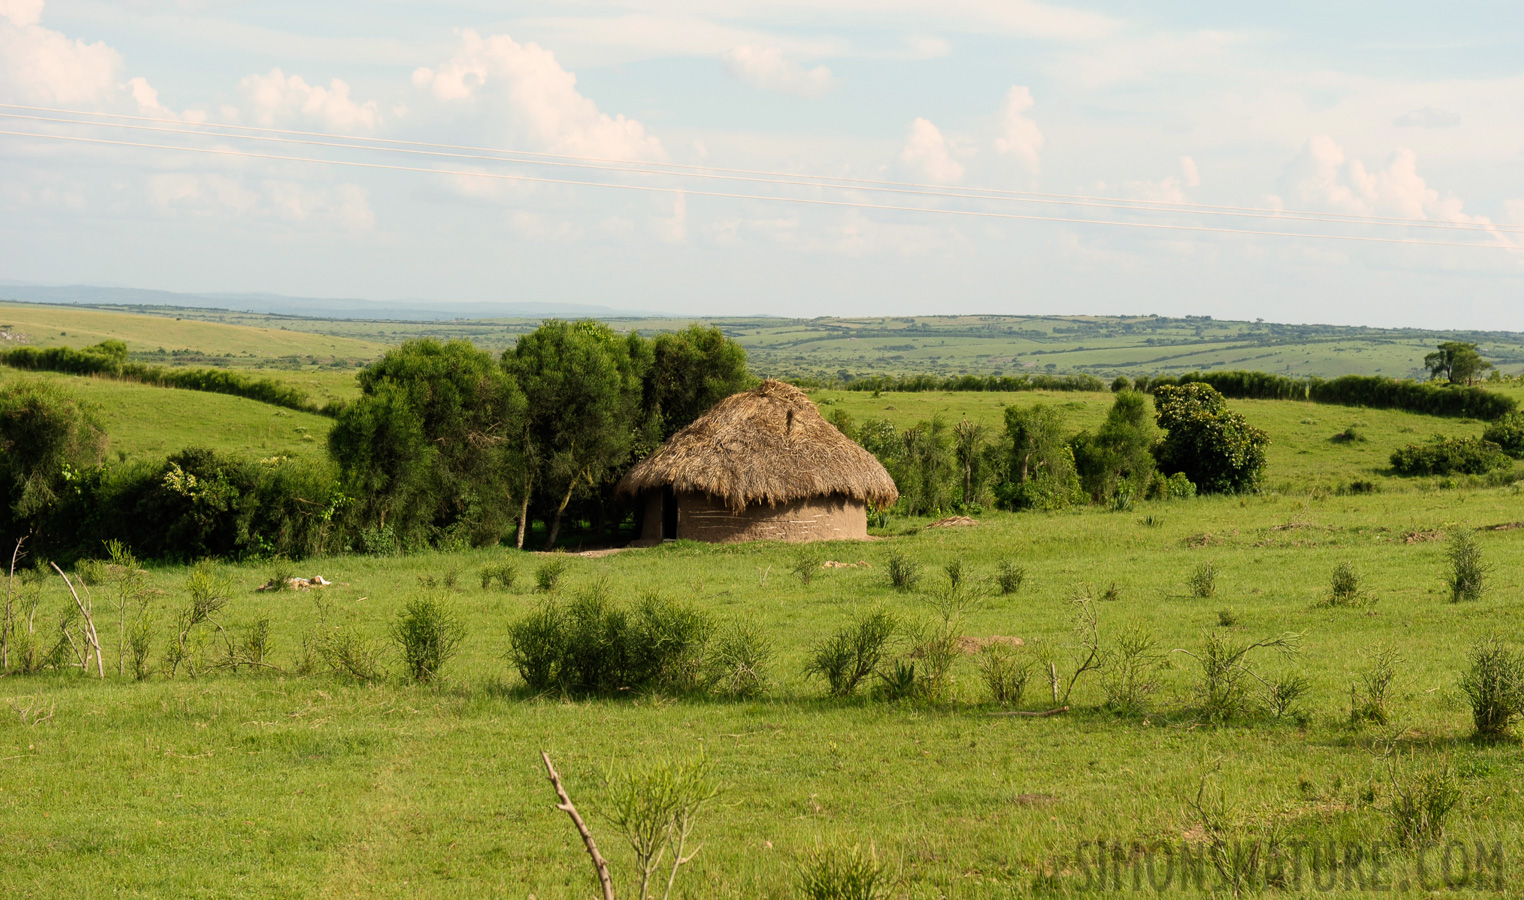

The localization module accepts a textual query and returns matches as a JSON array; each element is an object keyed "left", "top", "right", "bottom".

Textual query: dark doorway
[{"left": 661, "top": 486, "right": 678, "bottom": 540}]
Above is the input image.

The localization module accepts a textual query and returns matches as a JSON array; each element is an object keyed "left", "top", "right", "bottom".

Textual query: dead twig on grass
[
  {"left": 52, "top": 563, "right": 102, "bottom": 678},
  {"left": 542, "top": 750, "right": 616, "bottom": 900}
]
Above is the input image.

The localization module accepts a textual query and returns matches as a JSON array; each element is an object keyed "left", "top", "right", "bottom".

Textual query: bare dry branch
[{"left": 541, "top": 750, "right": 616, "bottom": 900}]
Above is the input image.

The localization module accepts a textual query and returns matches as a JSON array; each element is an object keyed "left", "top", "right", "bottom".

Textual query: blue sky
[{"left": 1, "top": 0, "right": 1522, "bottom": 326}]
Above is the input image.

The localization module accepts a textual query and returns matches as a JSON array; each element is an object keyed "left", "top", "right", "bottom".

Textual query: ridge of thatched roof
[{"left": 616, "top": 379, "right": 899, "bottom": 511}]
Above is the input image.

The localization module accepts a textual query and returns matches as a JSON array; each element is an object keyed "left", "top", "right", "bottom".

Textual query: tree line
[
  {"left": 829, "top": 383, "right": 1266, "bottom": 517},
  {"left": 0, "top": 323, "right": 749, "bottom": 560}
]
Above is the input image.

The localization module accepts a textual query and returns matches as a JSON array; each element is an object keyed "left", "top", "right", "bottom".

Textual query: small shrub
[
  {"left": 1216, "top": 608, "right": 1239, "bottom": 628},
  {"left": 796, "top": 844, "right": 890, "bottom": 900},
  {"left": 806, "top": 611, "right": 898, "bottom": 698},
  {"left": 1389, "top": 754, "right": 1462, "bottom": 848},
  {"left": 1390, "top": 435, "right": 1509, "bottom": 476},
  {"left": 1445, "top": 531, "right": 1488, "bottom": 603},
  {"left": 73, "top": 558, "right": 107, "bottom": 586},
  {"left": 943, "top": 558, "right": 965, "bottom": 591},
  {"left": 1351, "top": 646, "right": 1401, "bottom": 726},
  {"left": 1459, "top": 635, "right": 1524, "bottom": 739},
  {"left": 480, "top": 561, "right": 518, "bottom": 591},
  {"left": 886, "top": 550, "right": 920, "bottom": 592},
  {"left": 536, "top": 557, "right": 570, "bottom": 593},
  {"left": 241, "top": 614, "right": 272, "bottom": 667},
  {"left": 504, "top": 585, "right": 715, "bottom": 696},
  {"left": 875, "top": 660, "right": 919, "bottom": 701},
  {"left": 1187, "top": 561, "right": 1217, "bottom": 599},
  {"left": 311, "top": 617, "right": 384, "bottom": 682},
  {"left": 1179, "top": 632, "right": 1300, "bottom": 723},
  {"left": 995, "top": 560, "right": 1025, "bottom": 596},
  {"left": 976, "top": 642, "right": 1031, "bottom": 706},
  {"left": 1145, "top": 470, "right": 1197, "bottom": 501},
  {"left": 1323, "top": 561, "right": 1371, "bottom": 607},
  {"left": 390, "top": 593, "right": 467, "bottom": 683},
  {"left": 1331, "top": 425, "right": 1366, "bottom": 443},
  {"left": 126, "top": 611, "right": 156, "bottom": 681},
  {"left": 506, "top": 601, "right": 566, "bottom": 692},
  {"left": 1101, "top": 624, "right": 1163, "bottom": 714},
  {"left": 631, "top": 592, "right": 714, "bottom": 693},
  {"left": 1344, "top": 478, "right": 1379, "bottom": 495},
  {"left": 703, "top": 622, "right": 773, "bottom": 698},
  {"left": 264, "top": 559, "right": 296, "bottom": 592},
  {"left": 1266, "top": 674, "right": 1311, "bottom": 721},
  {"left": 1482, "top": 412, "right": 1524, "bottom": 459},
  {"left": 793, "top": 546, "right": 824, "bottom": 586},
  {"left": 601, "top": 753, "right": 720, "bottom": 900}
]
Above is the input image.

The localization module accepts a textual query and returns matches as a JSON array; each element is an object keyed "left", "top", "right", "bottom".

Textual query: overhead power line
[
  {"left": 2, "top": 102, "right": 1518, "bottom": 237},
  {"left": 1, "top": 127, "right": 1516, "bottom": 252}
]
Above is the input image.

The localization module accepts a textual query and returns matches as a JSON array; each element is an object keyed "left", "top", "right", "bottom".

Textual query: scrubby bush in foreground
[
  {"left": 506, "top": 583, "right": 727, "bottom": 696},
  {"left": 391, "top": 593, "right": 467, "bottom": 683},
  {"left": 1460, "top": 636, "right": 1524, "bottom": 739},
  {"left": 806, "top": 611, "right": 898, "bottom": 698}
]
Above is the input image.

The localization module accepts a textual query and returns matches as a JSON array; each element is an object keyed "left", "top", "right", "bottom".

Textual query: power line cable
[
  {"left": 3, "top": 101, "right": 1515, "bottom": 235},
  {"left": 1, "top": 127, "right": 1515, "bottom": 252}
]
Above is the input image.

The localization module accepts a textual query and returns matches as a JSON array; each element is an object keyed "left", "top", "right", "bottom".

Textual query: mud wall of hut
[{"left": 681, "top": 493, "right": 868, "bottom": 542}]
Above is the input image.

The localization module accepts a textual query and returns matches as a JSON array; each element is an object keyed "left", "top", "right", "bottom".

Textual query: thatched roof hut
[{"left": 617, "top": 380, "right": 898, "bottom": 543}]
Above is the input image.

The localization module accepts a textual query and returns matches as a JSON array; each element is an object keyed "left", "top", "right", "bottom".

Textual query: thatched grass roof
[{"left": 617, "top": 380, "right": 899, "bottom": 510}]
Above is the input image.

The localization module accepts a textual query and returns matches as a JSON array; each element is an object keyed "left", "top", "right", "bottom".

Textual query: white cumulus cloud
[
  {"left": 413, "top": 29, "right": 665, "bottom": 161},
  {"left": 1281, "top": 135, "right": 1468, "bottom": 220},
  {"left": 993, "top": 86, "right": 1043, "bottom": 172},
  {"left": 900, "top": 117, "right": 963, "bottom": 184},
  {"left": 723, "top": 44, "right": 836, "bottom": 97},
  {"left": 0, "top": 0, "right": 160, "bottom": 109},
  {"left": 238, "top": 68, "right": 380, "bottom": 131}
]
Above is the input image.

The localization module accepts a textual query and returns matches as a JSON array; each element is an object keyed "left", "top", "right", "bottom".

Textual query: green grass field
[
  {"left": 0, "top": 301, "right": 386, "bottom": 362},
  {"left": 4, "top": 487, "right": 1524, "bottom": 897},
  {"left": 0, "top": 368, "right": 334, "bottom": 462}
]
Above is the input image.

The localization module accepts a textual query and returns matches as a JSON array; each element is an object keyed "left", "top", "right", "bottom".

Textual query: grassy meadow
[
  {"left": 0, "top": 301, "right": 385, "bottom": 362},
  {"left": 4, "top": 488, "right": 1524, "bottom": 897},
  {"left": 0, "top": 367, "right": 334, "bottom": 462},
  {"left": 6, "top": 305, "right": 1524, "bottom": 897}
]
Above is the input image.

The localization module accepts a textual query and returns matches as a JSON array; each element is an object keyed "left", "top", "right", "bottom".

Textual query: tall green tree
[
  {"left": 895, "top": 417, "right": 957, "bottom": 516},
  {"left": 1425, "top": 341, "right": 1493, "bottom": 385},
  {"left": 503, "top": 321, "right": 650, "bottom": 548},
  {"left": 645, "top": 325, "right": 751, "bottom": 440},
  {"left": 997, "top": 403, "right": 1082, "bottom": 510},
  {"left": 1152, "top": 383, "right": 1268, "bottom": 494},
  {"left": 952, "top": 417, "right": 994, "bottom": 507},
  {"left": 0, "top": 380, "right": 107, "bottom": 533},
  {"left": 1071, "top": 390, "right": 1157, "bottom": 502},
  {"left": 330, "top": 340, "right": 526, "bottom": 546}
]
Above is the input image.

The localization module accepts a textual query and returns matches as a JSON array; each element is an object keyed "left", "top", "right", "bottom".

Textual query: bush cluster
[
  {"left": 505, "top": 582, "right": 768, "bottom": 697},
  {"left": 13, "top": 446, "right": 346, "bottom": 562},
  {"left": 1389, "top": 436, "right": 1510, "bottom": 476},
  {"left": 1168, "top": 369, "right": 1516, "bottom": 420}
]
